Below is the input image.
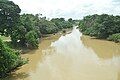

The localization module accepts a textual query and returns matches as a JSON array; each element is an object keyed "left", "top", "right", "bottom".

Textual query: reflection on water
[{"left": 30, "top": 27, "right": 120, "bottom": 80}]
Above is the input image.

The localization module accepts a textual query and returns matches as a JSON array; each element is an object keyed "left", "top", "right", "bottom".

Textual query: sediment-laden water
[
  {"left": 4, "top": 27, "right": 120, "bottom": 80},
  {"left": 30, "top": 27, "right": 120, "bottom": 80}
]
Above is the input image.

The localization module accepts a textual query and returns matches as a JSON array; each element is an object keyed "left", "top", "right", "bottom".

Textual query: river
[{"left": 4, "top": 27, "right": 120, "bottom": 80}]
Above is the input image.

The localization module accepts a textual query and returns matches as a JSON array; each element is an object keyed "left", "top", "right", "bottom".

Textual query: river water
[{"left": 4, "top": 27, "right": 120, "bottom": 80}]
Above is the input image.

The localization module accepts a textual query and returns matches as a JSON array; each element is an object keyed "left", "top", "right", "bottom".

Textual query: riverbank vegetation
[
  {"left": 0, "top": 38, "right": 27, "bottom": 77},
  {"left": 0, "top": 0, "right": 73, "bottom": 77},
  {"left": 79, "top": 14, "right": 120, "bottom": 42},
  {"left": 107, "top": 33, "right": 120, "bottom": 42},
  {"left": 1, "top": 0, "right": 120, "bottom": 78}
]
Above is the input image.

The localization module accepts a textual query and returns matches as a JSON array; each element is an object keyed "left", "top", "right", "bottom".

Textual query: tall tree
[{"left": 0, "top": 0, "right": 21, "bottom": 36}]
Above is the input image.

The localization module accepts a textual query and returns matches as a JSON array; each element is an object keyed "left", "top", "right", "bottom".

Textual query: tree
[
  {"left": 68, "top": 18, "right": 73, "bottom": 22},
  {"left": 79, "top": 14, "right": 120, "bottom": 40},
  {"left": 51, "top": 18, "right": 73, "bottom": 30},
  {"left": 107, "top": 33, "right": 120, "bottom": 42},
  {"left": 25, "top": 30, "right": 39, "bottom": 49},
  {"left": 0, "top": 38, "right": 26, "bottom": 77},
  {"left": 38, "top": 19, "right": 58, "bottom": 34},
  {"left": 11, "top": 14, "right": 41, "bottom": 48},
  {"left": 0, "top": 0, "right": 21, "bottom": 36}
]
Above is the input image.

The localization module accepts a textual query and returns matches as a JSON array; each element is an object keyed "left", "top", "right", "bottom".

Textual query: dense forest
[
  {"left": 0, "top": 0, "right": 73, "bottom": 77},
  {"left": 79, "top": 14, "right": 120, "bottom": 42}
]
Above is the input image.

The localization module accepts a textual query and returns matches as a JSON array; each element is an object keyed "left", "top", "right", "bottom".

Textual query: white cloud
[{"left": 11, "top": 0, "right": 120, "bottom": 19}]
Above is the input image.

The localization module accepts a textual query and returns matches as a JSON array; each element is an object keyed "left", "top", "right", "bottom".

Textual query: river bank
[
  {"left": 1, "top": 28, "right": 73, "bottom": 80},
  {"left": 2, "top": 28, "right": 120, "bottom": 80}
]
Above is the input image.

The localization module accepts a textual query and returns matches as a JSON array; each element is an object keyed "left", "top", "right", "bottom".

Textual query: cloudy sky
[{"left": 11, "top": 0, "right": 120, "bottom": 19}]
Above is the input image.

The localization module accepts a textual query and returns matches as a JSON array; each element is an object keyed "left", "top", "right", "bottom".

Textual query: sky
[{"left": 11, "top": 0, "right": 120, "bottom": 19}]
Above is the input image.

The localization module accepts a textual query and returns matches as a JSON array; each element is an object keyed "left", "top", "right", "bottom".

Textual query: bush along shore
[
  {"left": 79, "top": 14, "right": 120, "bottom": 43},
  {"left": 0, "top": 0, "right": 74, "bottom": 77}
]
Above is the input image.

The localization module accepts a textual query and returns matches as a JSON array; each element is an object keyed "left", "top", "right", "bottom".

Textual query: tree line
[
  {"left": 0, "top": 0, "right": 73, "bottom": 77},
  {"left": 79, "top": 14, "right": 120, "bottom": 42}
]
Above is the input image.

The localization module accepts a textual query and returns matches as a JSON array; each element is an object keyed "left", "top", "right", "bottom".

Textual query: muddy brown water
[
  {"left": 82, "top": 36, "right": 120, "bottom": 59},
  {"left": 3, "top": 27, "right": 120, "bottom": 80}
]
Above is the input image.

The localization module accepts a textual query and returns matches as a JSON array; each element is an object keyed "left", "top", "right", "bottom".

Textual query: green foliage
[
  {"left": 0, "top": 38, "right": 26, "bottom": 77},
  {"left": 0, "top": 0, "right": 73, "bottom": 50},
  {"left": 0, "top": 0, "right": 74, "bottom": 78},
  {"left": 20, "top": 14, "right": 41, "bottom": 38},
  {"left": 11, "top": 14, "right": 41, "bottom": 48},
  {"left": 0, "top": 0, "right": 21, "bottom": 36},
  {"left": 0, "top": 36, "right": 10, "bottom": 41},
  {"left": 10, "top": 14, "right": 73, "bottom": 49},
  {"left": 51, "top": 18, "right": 73, "bottom": 30},
  {"left": 79, "top": 14, "right": 120, "bottom": 41},
  {"left": 68, "top": 18, "right": 73, "bottom": 22},
  {"left": 61, "top": 21, "right": 73, "bottom": 28},
  {"left": 25, "top": 31, "right": 39, "bottom": 49},
  {"left": 38, "top": 17, "right": 73, "bottom": 35},
  {"left": 107, "top": 33, "right": 120, "bottom": 42},
  {"left": 38, "top": 19, "right": 58, "bottom": 34}
]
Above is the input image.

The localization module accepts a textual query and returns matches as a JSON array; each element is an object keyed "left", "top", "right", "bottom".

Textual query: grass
[{"left": 0, "top": 36, "right": 10, "bottom": 41}]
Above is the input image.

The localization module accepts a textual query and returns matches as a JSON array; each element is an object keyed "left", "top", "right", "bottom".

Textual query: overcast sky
[{"left": 11, "top": 0, "right": 120, "bottom": 19}]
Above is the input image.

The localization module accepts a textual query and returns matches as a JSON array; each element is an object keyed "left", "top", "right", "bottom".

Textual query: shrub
[
  {"left": 107, "top": 33, "right": 120, "bottom": 42},
  {"left": 25, "top": 31, "right": 39, "bottom": 49},
  {"left": 0, "top": 38, "right": 26, "bottom": 77}
]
